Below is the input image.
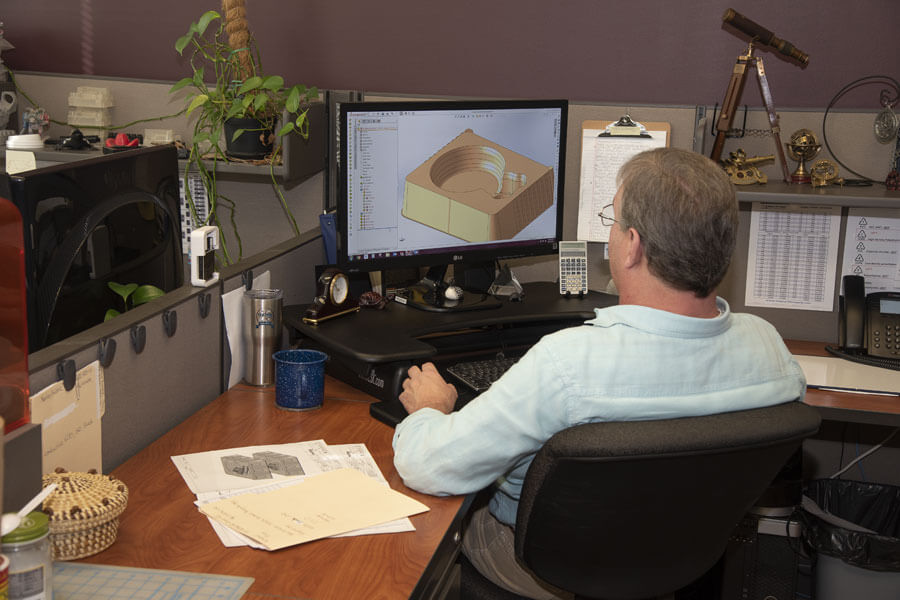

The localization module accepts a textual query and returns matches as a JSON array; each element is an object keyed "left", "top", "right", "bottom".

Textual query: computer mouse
[{"left": 444, "top": 285, "right": 464, "bottom": 301}]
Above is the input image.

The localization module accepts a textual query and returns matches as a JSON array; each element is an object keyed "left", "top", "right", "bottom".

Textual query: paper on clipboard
[{"left": 577, "top": 119, "right": 669, "bottom": 242}]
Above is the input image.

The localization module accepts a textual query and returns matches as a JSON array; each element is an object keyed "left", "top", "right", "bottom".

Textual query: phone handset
[{"left": 839, "top": 274, "right": 866, "bottom": 352}]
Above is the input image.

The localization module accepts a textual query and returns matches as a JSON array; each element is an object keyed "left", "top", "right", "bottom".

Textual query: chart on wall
[
  {"left": 839, "top": 207, "right": 900, "bottom": 293},
  {"left": 744, "top": 203, "right": 842, "bottom": 311}
]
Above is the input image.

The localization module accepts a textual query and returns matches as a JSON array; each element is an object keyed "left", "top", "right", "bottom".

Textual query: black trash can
[{"left": 800, "top": 479, "right": 900, "bottom": 600}]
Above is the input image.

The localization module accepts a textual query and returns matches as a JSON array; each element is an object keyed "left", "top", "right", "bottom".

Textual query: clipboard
[
  {"left": 576, "top": 117, "right": 670, "bottom": 243},
  {"left": 587, "top": 117, "right": 671, "bottom": 141}
]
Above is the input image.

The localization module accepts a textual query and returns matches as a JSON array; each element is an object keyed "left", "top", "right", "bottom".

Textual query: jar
[{"left": 1, "top": 512, "right": 52, "bottom": 600}]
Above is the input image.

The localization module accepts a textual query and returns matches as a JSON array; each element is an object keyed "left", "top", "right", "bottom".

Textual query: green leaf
[
  {"left": 262, "top": 76, "right": 284, "bottom": 91},
  {"left": 225, "top": 102, "right": 244, "bottom": 120},
  {"left": 104, "top": 309, "right": 121, "bottom": 322},
  {"left": 277, "top": 123, "right": 294, "bottom": 137},
  {"left": 169, "top": 77, "right": 194, "bottom": 93},
  {"left": 175, "top": 33, "right": 193, "bottom": 55},
  {"left": 241, "top": 95, "right": 254, "bottom": 110},
  {"left": 252, "top": 94, "right": 269, "bottom": 112},
  {"left": 108, "top": 281, "right": 138, "bottom": 302},
  {"left": 192, "top": 67, "right": 205, "bottom": 87},
  {"left": 286, "top": 87, "right": 301, "bottom": 113},
  {"left": 195, "top": 10, "right": 221, "bottom": 36},
  {"left": 308, "top": 86, "right": 319, "bottom": 99},
  {"left": 132, "top": 285, "right": 166, "bottom": 307},
  {"left": 238, "top": 77, "right": 263, "bottom": 94},
  {"left": 186, "top": 94, "right": 209, "bottom": 115},
  {"left": 231, "top": 128, "right": 246, "bottom": 142}
]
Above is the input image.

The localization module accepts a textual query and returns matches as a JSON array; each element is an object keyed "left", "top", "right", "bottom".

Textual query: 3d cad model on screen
[{"left": 402, "top": 129, "right": 554, "bottom": 243}]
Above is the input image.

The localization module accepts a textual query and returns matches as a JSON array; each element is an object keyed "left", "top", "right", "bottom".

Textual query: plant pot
[{"left": 224, "top": 117, "right": 276, "bottom": 159}]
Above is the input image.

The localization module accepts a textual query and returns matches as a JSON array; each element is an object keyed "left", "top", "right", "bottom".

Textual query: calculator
[{"left": 559, "top": 240, "right": 588, "bottom": 295}]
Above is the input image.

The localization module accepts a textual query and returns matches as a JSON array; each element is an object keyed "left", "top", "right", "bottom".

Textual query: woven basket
[{"left": 41, "top": 469, "right": 129, "bottom": 560}]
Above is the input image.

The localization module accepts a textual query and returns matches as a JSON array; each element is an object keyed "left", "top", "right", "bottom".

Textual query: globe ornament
[{"left": 786, "top": 129, "right": 821, "bottom": 184}]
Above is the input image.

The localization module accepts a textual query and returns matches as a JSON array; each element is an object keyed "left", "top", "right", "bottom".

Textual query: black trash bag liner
[{"left": 800, "top": 479, "right": 900, "bottom": 572}]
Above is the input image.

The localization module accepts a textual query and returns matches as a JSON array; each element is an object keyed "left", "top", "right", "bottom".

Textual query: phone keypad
[{"left": 870, "top": 322, "right": 899, "bottom": 357}]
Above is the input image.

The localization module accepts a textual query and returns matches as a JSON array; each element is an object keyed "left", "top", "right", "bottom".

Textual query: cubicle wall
[
  {"left": 12, "top": 77, "right": 898, "bottom": 481},
  {"left": 26, "top": 230, "right": 324, "bottom": 474},
  {"left": 28, "top": 284, "right": 223, "bottom": 472}
]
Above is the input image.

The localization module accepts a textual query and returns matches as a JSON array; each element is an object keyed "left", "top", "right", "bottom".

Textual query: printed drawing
[
  {"left": 403, "top": 129, "right": 554, "bottom": 242},
  {"left": 220, "top": 451, "right": 305, "bottom": 480}
]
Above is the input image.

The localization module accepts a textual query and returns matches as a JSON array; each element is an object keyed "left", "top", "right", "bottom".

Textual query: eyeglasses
[{"left": 598, "top": 203, "right": 618, "bottom": 227}]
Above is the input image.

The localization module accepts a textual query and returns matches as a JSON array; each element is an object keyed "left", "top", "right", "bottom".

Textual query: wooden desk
[
  {"left": 80, "top": 377, "right": 470, "bottom": 600},
  {"left": 788, "top": 340, "right": 900, "bottom": 427}
]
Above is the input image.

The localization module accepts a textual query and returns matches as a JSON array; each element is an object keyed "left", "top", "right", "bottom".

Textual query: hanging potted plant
[{"left": 170, "top": 3, "right": 318, "bottom": 264}]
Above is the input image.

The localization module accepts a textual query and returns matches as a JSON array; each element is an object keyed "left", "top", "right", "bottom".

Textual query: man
[{"left": 392, "top": 147, "right": 806, "bottom": 599}]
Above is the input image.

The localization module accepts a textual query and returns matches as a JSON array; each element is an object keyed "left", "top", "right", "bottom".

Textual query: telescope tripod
[{"left": 710, "top": 43, "right": 791, "bottom": 183}]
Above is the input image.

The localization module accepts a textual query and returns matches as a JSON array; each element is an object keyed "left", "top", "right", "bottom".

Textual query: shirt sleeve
[{"left": 392, "top": 339, "right": 576, "bottom": 496}]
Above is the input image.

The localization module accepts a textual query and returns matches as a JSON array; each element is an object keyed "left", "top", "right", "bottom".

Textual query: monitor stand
[{"left": 402, "top": 264, "right": 501, "bottom": 313}]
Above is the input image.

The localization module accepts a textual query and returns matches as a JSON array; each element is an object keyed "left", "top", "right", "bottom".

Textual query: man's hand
[{"left": 399, "top": 362, "right": 457, "bottom": 415}]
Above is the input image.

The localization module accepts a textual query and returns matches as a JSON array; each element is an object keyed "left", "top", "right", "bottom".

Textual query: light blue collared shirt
[{"left": 393, "top": 298, "right": 806, "bottom": 525}]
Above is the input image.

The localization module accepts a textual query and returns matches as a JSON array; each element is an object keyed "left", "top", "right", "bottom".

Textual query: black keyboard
[{"left": 446, "top": 355, "right": 519, "bottom": 392}]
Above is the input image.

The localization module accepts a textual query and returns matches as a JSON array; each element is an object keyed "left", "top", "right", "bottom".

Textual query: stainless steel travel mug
[{"left": 244, "top": 288, "right": 283, "bottom": 385}]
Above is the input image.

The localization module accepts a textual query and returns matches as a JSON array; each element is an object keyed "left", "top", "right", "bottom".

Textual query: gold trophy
[{"left": 785, "top": 129, "right": 821, "bottom": 184}]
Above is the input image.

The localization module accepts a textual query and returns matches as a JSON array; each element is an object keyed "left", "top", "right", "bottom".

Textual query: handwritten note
[
  {"left": 29, "top": 361, "right": 105, "bottom": 474},
  {"left": 576, "top": 123, "right": 667, "bottom": 242}
]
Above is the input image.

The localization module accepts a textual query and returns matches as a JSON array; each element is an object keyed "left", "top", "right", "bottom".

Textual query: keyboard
[{"left": 446, "top": 355, "right": 519, "bottom": 392}]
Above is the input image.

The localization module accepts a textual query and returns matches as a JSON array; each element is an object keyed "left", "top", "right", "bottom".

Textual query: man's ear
[{"left": 623, "top": 227, "right": 644, "bottom": 269}]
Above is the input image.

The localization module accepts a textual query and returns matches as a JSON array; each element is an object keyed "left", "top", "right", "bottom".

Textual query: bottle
[{"left": 1, "top": 511, "right": 52, "bottom": 600}]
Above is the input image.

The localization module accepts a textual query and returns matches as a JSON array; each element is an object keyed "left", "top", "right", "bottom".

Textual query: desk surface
[
  {"left": 789, "top": 340, "right": 900, "bottom": 426},
  {"left": 80, "top": 378, "right": 468, "bottom": 600}
]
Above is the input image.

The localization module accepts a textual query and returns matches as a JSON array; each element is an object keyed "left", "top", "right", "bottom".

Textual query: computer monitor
[
  {"left": 338, "top": 99, "right": 567, "bottom": 311},
  {"left": 2, "top": 145, "right": 183, "bottom": 352}
]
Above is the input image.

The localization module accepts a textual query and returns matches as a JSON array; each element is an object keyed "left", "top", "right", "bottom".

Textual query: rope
[{"left": 222, "top": 0, "right": 253, "bottom": 80}]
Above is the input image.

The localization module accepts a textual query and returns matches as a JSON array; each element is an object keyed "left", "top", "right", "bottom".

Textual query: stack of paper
[{"left": 171, "top": 440, "right": 428, "bottom": 550}]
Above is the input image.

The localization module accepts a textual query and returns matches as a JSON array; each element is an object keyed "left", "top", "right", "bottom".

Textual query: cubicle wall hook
[
  {"left": 56, "top": 359, "right": 76, "bottom": 391},
  {"left": 162, "top": 309, "right": 178, "bottom": 338},
  {"left": 199, "top": 293, "right": 211, "bottom": 319},
  {"left": 98, "top": 338, "right": 117, "bottom": 368},
  {"left": 130, "top": 325, "right": 146, "bottom": 354},
  {"left": 242, "top": 269, "right": 254, "bottom": 291}
]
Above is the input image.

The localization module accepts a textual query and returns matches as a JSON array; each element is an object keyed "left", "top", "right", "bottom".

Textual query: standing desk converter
[{"left": 284, "top": 281, "right": 619, "bottom": 425}]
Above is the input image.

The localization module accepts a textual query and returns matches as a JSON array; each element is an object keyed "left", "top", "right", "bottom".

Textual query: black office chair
[{"left": 459, "top": 401, "right": 821, "bottom": 600}]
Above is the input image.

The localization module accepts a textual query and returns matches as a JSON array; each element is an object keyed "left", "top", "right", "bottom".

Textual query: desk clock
[{"left": 302, "top": 267, "right": 360, "bottom": 324}]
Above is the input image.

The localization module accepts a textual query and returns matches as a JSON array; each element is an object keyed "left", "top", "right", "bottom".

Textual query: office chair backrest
[{"left": 514, "top": 401, "right": 821, "bottom": 600}]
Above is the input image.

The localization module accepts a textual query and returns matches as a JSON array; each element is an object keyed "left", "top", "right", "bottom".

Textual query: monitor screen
[
  {"left": 3, "top": 145, "right": 183, "bottom": 351},
  {"left": 338, "top": 99, "right": 567, "bottom": 283}
]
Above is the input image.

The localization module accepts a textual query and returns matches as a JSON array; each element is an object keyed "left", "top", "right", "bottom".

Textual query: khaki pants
[{"left": 461, "top": 503, "right": 573, "bottom": 600}]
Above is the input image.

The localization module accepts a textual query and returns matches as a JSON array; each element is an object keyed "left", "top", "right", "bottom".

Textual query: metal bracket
[
  {"left": 56, "top": 359, "right": 76, "bottom": 391},
  {"left": 242, "top": 269, "right": 254, "bottom": 290},
  {"left": 198, "top": 293, "right": 211, "bottom": 319},
  {"left": 130, "top": 325, "right": 146, "bottom": 354},
  {"left": 710, "top": 103, "right": 748, "bottom": 138},
  {"left": 98, "top": 338, "right": 117, "bottom": 368},
  {"left": 162, "top": 309, "right": 178, "bottom": 337}
]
